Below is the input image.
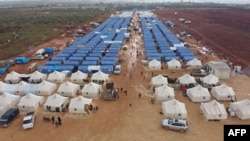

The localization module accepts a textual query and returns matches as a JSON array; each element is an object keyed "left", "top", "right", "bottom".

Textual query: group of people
[
  {"left": 89, "top": 104, "right": 98, "bottom": 112},
  {"left": 51, "top": 116, "right": 62, "bottom": 128}
]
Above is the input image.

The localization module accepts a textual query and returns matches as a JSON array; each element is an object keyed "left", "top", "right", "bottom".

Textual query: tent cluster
[
  {"left": 0, "top": 70, "right": 110, "bottom": 115},
  {"left": 150, "top": 72, "right": 244, "bottom": 121}
]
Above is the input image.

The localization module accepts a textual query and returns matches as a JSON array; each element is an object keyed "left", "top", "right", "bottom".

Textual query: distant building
[{"left": 205, "top": 61, "right": 231, "bottom": 79}]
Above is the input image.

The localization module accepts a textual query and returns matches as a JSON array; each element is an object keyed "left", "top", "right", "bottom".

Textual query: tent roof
[
  {"left": 178, "top": 74, "right": 196, "bottom": 85},
  {"left": 91, "top": 71, "right": 109, "bottom": 81},
  {"left": 201, "top": 74, "right": 219, "bottom": 85}
]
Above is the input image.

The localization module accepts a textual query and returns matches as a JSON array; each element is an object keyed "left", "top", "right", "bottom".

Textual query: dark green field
[{"left": 0, "top": 5, "right": 109, "bottom": 59}]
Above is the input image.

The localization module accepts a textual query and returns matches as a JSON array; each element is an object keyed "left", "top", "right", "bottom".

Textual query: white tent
[
  {"left": 0, "top": 81, "right": 7, "bottom": 95},
  {"left": 57, "top": 81, "right": 80, "bottom": 97},
  {"left": 44, "top": 94, "right": 69, "bottom": 112},
  {"left": 36, "top": 80, "right": 57, "bottom": 96},
  {"left": 4, "top": 71, "right": 21, "bottom": 84},
  {"left": 150, "top": 74, "right": 168, "bottom": 88},
  {"left": 178, "top": 74, "right": 196, "bottom": 85},
  {"left": 0, "top": 92, "right": 20, "bottom": 117},
  {"left": 0, "top": 83, "right": 18, "bottom": 95},
  {"left": 162, "top": 99, "right": 187, "bottom": 119},
  {"left": 81, "top": 82, "right": 102, "bottom": 99},
  {"left": 17, "top": 93, "right": 44, "bottom": 113},
  {"left": 148, "top": 59, "right": 161, "bottom": 70},
  {"left": 201, "top": 74, "right": 219, "bottom": 85},
  {"left": 211, "top": 84, "right": 236, "bottom": 101},
  {"left": 70, "top": 71, "right": 88, "bottom": 85},
  {"left": 167, "top": 59, "right": 181, "bottom": 70},
  {"left": 28, "top": 71, "right": 47, "bottom": 83},
  {"left": 200, "top": 100, "right": 227, "bottom": 120},
  {"left": 91, "top": 71, "right": 109, "bottom": 84},
  {"left": 186, "top": 58, "right": 202, "bottom": 69},
  {"left": 15, "top": 81, "right": 29, "bottom": 95},
  {"left": 69, "top": 96, "right": 92, "bottom": 114},
  {"left": 186, "top": 85, "right": 211, "bottom": 103},
  {"left": 155, "top": 84, "right": 175, "bottom": 102},
  {"left": 230, "top": 99, "right": 250, "bottom": 120},
  {"left": 47, "top": 71, "right": 66, "bottom": 84}
]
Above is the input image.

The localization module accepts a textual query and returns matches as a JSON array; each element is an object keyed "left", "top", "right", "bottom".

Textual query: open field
[
  {"left": 155, "top": 8, "right": 250, "bottom": 72},
  {"left": 1, "top": 6, "right": 250, "bottom": 141},
  {"left": 0, "top": 5, "right": 110, "bottom": 60}
]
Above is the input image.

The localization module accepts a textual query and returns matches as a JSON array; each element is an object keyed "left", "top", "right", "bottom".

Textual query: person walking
[
  {"left": 57, "top": 117, "right": 62, "bottom": 125},
  {"left": 55, "top": 121, "right": 58, "bottom": 128},
  {"left": 139, "top": 93, "right": 141, "bottom": 99},
  {"left": 51, "top": 116, "right": 55, "bottom": 124}
]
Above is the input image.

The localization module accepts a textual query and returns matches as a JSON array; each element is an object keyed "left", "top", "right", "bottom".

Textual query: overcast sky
[{"left": 0, "top": 0, "right": 249, "bottom": 4}]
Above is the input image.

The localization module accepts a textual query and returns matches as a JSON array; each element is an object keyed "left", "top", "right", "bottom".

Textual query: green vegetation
[{"left": 0, "top": 5, "right": 109, "bottom": 60}]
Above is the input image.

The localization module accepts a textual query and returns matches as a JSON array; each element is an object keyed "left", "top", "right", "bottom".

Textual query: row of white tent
[
  {"left": 151, "top": 73, "right": 220, "bottom": 87},
  {"left": 161, "top": 98, "right": 250, "bottom": 120},
  {"left": 0, "top": 80, "right": 103, "bottom": 98},
  {"left": 3, "top": 70, "right": 109, "bottom": 85},
  {"left": 148, "top": 58, "right": 202, "bottom": 70},
  {"left": 0, "top": 93, "right": 92, "bottom": 117},
  {"left": 154, "top": 83, "right": 235, "bottom": 103}
]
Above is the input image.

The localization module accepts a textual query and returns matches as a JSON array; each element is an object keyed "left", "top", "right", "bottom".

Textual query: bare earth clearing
[{"left": 1, "top": 8, "right": 250, "bottom": 141}]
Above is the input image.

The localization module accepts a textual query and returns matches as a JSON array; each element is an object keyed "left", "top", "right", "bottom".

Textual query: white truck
[{"left": 22, "top": 112, "right": 35, "bottom": 129}]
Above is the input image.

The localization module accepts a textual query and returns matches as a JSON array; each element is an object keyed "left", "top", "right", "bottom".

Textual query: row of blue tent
[
  {"left": 39, "top": 17, "right": 132, "bottom": 74},
  {"left": 139, "top": 16, "right": 196, "bottom": 62}
]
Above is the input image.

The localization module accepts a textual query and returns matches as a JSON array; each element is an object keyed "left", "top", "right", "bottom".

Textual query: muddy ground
[{"left": 1, "top": 8, "right": 250, "bottom": 141}]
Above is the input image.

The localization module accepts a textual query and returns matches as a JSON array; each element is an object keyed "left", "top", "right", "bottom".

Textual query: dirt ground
[
  {"left": 1, "top": 8, "right": 250, "bottom": 141},
  {"left": 155, "top": 8, "right": 250, "bottom": 71}
]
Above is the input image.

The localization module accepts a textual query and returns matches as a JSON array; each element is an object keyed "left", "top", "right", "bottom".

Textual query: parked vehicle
[
  {"left": 26, "top": 63, "right": 38, "bottom": 73},
  {"left": 162, "top": 118, "right": 188, "bottom": 132},
  {"left": 114, "top": 65, "right": 121, "bottom": 74},
  {"left": 103, "top": 82, "right": 117, "bottom": 100},
  {"left": 190, "top": 69, "right": 207, "bottom": 77},
  {"left": 22, "top": 112, "right": 35, "bottom": 129},
  {"left": 0, "top": 108, "right": 19, "bottom": 128}
]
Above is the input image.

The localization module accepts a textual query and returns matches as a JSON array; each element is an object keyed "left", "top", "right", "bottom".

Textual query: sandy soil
[{"left": 1, "top": 9, "right": 250, "bottom": 141}]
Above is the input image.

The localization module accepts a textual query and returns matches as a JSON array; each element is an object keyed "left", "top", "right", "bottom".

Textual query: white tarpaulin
[
  {"left": 81, "top": 82, "right": 102, "bottom": 99},
  {"left": 200, "top": 100, "right": 227, "bottom": 120},
  {"left": 167, "top": 59, "right": 181, "bottom": 70},
  {"left": 44, "top": 94, "right": 69, "bottom": 112},
  {"left": 178, "top": 74, "right": 196, "bottom": 85},
  {"left": 57, "top": 81, "right": 80, "bottom": 97},
  {"left": 17, "top": 93, "right": 44, "bottom": 113},
  {"left": 155, "top": 84, "right": 175, "bottom": 102},
  {"left": 47, "top": 71, "right": 66, "bottom": 84},
  {"left": 230, "top": 99, "right": 250, "bottom": 120},
  {"left": 211, "top": 84, "right": 236, "bottom": 101},
  {"left": 162, "top": 99, "right": 187, "bottom": 119},
  {"left": 151, "top": 75, "right": 168, "bottom": 88},
  {"left": 187, "top": 85, "right": 211, "bottom": 103},
  {"left": 69, "top": 96, "right": 92, "bottom": 114},
  {"left": 148, "top": 59, "right": 161, "bottom": 70}
]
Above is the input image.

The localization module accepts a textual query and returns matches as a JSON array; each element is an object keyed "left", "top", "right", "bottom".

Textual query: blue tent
[
  {"left": 45, "top": 61, "right": 62, "bottom": 66},
  {"left": 100, "top": 65, "right": 114, "bottom": 74},
  {"left": 15, "top": 57, "right": 30, "bottom": 64},
  {"left": 78, "top": 65, "right": 90, "bottom": 74},
  {"left": 63, "top": 61, "right": 80, "bottom": 67},
  {"left": 101, "top": 60, "right": 116, "bottom": 66},
  {"left": 38, "top": 66, "right": 59, "bottom": 74},
  {"left": 68, "top": 56, "right": 84, "bottom": 61},
  {"left": 82, "top": 61, "right": 98, "bottom": 66},
  {"left": 58, "top": 65, "right": 75, "bottom": 73},
  {"left": 52, "top": 56, "right": 67, "bottom": 62},
  {"left": 45, "top": 47, "right": 54, "bottom": 55}
]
